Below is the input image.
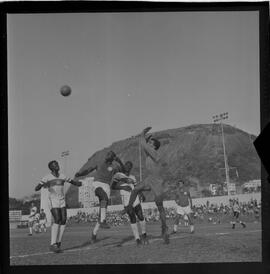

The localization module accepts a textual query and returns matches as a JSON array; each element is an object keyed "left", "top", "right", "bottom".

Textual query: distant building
[
  {"left": 78, "top": 177, "right": 99, "bottom": 208},
  {"left": 223, "top": 182, "right": 236, "bottom": 195},
  {"left": 242, "top": 179, "right": 261, "bottom": 193}
]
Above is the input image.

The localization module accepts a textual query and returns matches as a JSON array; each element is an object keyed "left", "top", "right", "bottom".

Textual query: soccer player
[
  {"left": 35, "top": 160, "right": 82, "bottom": 253},
  {"left": 39, "top": 209, "right": 47, "bottom": 233},
  {"left": 172, "top": 180, "right": 194, "bottom": 234},
  {"left": 74, "top": 150, "right": 125, "bottom": 243},
  {"left": 230, "top": 199, "right": 246, "bottom": 229},
  {"left": 33, "top": 212, "right": 40, "bottom": 233},
  {"left": 112, "top": 161, "right": 149, "bottom": 246},
  {"left": 28, "top": 202, "right": 37, "bottom": 236},
  {"left": 126, "top": 127, "right": 171, "bottom": 244}
]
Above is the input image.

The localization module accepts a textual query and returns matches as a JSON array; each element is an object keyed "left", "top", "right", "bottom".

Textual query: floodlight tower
[{"left": 212, "top": 112, "right": 230, "bottom": 196}]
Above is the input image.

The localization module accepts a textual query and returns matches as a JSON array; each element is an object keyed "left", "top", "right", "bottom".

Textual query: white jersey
[
  {"left": 117, "top": 173, "right": 140, "bottom": 207},
  {"left": 41, "top": 173, "right": 69, "bottom": 201},
  {"left": 29, "top": 206, "right": 37, "bottom": 217}
]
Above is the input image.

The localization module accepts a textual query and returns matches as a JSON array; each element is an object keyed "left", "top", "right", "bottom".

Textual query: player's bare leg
[
  {"left": 56, "top": 207, "right": 67, "bottom": 249},
  {"left": 172, "top": 214, "right": 180, "bottom": 234},
  {"left": 155, "top": 195, "right": 169, "bottom": 244},
  {"left": 135, "top": 204, "right": 149, "bottom": 245},
  {"left": 187, "top": 213, "right": 195, "bottom": 233}
]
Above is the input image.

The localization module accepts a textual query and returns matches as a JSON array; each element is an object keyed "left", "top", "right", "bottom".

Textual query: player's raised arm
[
  {"left": 140, "top": 127, "right": 160, "bottom": 163},
  {"left": 35, "top": 181, "right": 47, "bottom": 191},
  {"left": 75, "top": 165, "right": 97, "bottom": 178}
]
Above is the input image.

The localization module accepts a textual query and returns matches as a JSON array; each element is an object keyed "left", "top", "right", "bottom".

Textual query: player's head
[
  {"left": 146, "top": 135, "right": 161, "bottom": 150},
  {"left": 41, "top": 209, "right": 44, "bottom": 212},
  {"left": 177, "top": 180, "right": 185, "bottom": 187},
  {"left": 124, "top": 161, "right": 133, "bottom": 173},
  {"left": 105, "top": 150, "right": 116, "bottom": 162},
  {"left": 48, "top": 160, "right": 59, "bottom": 172}
]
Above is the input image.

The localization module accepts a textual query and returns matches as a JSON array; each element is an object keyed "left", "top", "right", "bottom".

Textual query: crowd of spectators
[{"left": 67, "top": 198, "right": 261, "bottom": 227}]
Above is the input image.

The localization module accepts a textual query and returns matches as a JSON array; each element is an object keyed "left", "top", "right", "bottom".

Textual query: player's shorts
[
  {"left": 143, "top": 175, "right": 169, "bottom": 196},
  {"left": 28, "top": 216, "right": 35, "bottom": 226},
  {"left": 92, "top": 181, "right": 111, "bottom": 199},
  {"left": 39, "top": 219, "right": 46, "bottom": 225},
  {"left": 48, "top": 196, "right": 66, "bottom": 208},
  {"left": 233, "top": 211, "right": 240, "bottom": 218},
  {"left": 121, "top": 190, "right": 140, "bottom": 207},
  {"left": 176, "top": 205, "right": 192, "bottom": 215}
]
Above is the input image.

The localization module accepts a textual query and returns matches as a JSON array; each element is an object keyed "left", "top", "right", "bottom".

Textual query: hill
[{"left": 66, "top": 124, "right": 260, "bottom": 207}]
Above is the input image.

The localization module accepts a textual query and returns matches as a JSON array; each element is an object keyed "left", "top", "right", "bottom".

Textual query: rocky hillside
[{"left": 66, "top": 124, "right": 260, "bottom": 207}]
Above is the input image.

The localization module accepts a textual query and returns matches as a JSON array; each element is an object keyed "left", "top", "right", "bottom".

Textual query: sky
[{"left": 7, "top": 11, "right": 260, "bottom": 199}]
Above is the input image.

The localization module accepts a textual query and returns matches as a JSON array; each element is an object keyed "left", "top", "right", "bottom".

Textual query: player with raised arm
[
  {"left": 112, "top": 161, "right": 149, "bottom": 246},
  {"left": 74, "top": 150, "right": 125, "bottom": 243},
  {"left": 35, "top": 160, "right": 82, "bottom": 253},
  {"left": 126, "top": 127, "right": 171, "bottom": 244},
  {"left": 171, "top": 180, "right": 194, "bottom": 234},
  {"left": 28, "top": 202, "right": 37, "bottom": 236}
]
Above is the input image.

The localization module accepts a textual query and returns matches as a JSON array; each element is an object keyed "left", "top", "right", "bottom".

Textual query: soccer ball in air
[{"left": 60, "top": 85, "right": 72, "bottom": 97}]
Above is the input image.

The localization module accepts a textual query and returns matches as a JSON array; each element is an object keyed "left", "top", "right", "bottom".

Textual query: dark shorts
[{"left": 233, "top": 211, "right": 240, "bottom": 218}]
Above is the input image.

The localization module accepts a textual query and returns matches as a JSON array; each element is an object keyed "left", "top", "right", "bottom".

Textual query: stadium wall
[{"left": 65, "top": 193, "right": 261, "bottom": 218}]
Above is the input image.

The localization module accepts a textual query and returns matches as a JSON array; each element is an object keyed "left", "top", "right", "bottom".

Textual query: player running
[
  {"left": 171, "top": 180, "right": 194, "bottom": 234},
  {"left": 126, "top": 127, "right": 171, "bottom": 244},
  {"left": 28, "top": 202, "right": 37, "bottom": 236},
  {"left": 39, "top": 209, "right": 47, "bottom": 233},
  {"left": 230, "top": 199, "right": 246, "bottom": 229},
  {"left": 35, "top": 160, "right": 82, "bottom": 253},
  {"left": 112, "top": 161, "right": 149, "bottom": 246},
  {"left": 74, "top": 151, "right": 125, "bottom": 243}
]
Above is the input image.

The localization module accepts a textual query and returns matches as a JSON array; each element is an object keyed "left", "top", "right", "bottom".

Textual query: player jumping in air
[
  {"left": 230, "top": 199, "right": 246, "bottom": 229},
  {"left": 74, "top": 150, "right": 125, "bottom": 243},
  {"left": 28, "top": 202, "right": 37, "bottom": 236},
  {"left": 35, "top": 160, "right": 81, "bottom": 253},
  {"left": 112, "top": 161, "right": 149, "bottom": 246},
  {"left": 126, "top": 127, "right": 171, "bottom": 244},
  {"left": 171, "top": 180, "right": 194, "bottom": 234}
]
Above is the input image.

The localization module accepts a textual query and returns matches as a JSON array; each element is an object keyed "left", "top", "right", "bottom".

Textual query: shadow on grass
[{"left": 63, "top": 236, "right": 111, "bottom": 251}]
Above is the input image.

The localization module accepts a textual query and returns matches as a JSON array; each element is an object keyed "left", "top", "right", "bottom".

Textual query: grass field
[{"left": 9, "top": 220, "right": 261, "bottom": 265}]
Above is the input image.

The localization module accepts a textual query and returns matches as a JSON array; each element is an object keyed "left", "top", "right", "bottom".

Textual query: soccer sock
[
  {"left": 158, "top": 207, "right": 167, "bottom": 231},
  {"left": 29, "top": 227, "right": 33, "bottom": 234},
  {"left": 173, "top": 224, "right": 178, "bottom": 232},
  {"left": 57, "top": 225, "right": 66, "bottom": 244},
  {"left": 139, "top": 220, "right": 146, "bottom": 234},
  {"left": 190, "top": 225, "right": 194, "bottom": 232},
  {"left": 100, "top": 207, "right": 106, "bottom": 223},
  {"left": 93, "top": 222, "right": 100, "bottom": 235},
  {"left": 51, "top": 223, "right": 59, "bottom": 245},
  {"left": 130, "top": 223, "right": 140, "bottom": 240}
]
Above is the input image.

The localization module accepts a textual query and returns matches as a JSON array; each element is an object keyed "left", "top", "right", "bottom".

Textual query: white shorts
[
  {"left": 92, "top": 181, "right": 111, "bottom": 198},
  {"left": 48, "top": 196, "right": 66, "bottom": 208},
  {"left": 176, "top": 205, "right": 192, "bottom": 216},
  {"left": 120, "top": 190, "right": 140, "bottom": 207},
  {"left": 39, "top": 219, "right": 46, "bottom": 225},
  {"left": 28, "top": 216, "right": 35, "bottom": 225}
]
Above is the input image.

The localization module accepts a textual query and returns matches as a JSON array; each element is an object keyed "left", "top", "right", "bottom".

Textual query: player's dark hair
[
  {"left": 48, "top": 160, "right": 57, "bottom": 170},
  {"left": 125, "top": 161, "right": 133, "bottom": 167}
]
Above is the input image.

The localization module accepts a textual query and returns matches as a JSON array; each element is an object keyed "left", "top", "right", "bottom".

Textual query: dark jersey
[
  {"left": 93, "top": 162, "right": 116, "bottom": 185},
  {"left": 40, "top": 212, "right": 46, "bottom": 220},
  {"left": 176, "top": 187, "right": 191, "bottom": 207}
]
